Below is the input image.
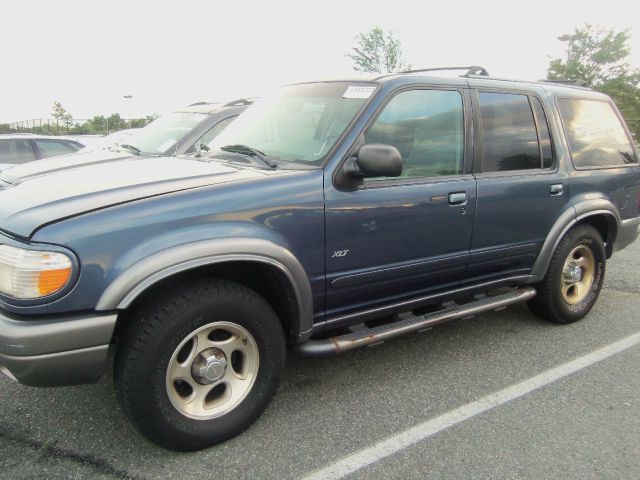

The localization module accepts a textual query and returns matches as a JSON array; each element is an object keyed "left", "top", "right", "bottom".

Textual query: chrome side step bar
[{"left": 296, "top": 286, "right": 536, "bottom": 356}]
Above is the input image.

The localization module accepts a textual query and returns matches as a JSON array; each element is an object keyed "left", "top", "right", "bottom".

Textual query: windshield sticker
[{"left": 342, "top": 86, "right": 376, "bottom": 99}]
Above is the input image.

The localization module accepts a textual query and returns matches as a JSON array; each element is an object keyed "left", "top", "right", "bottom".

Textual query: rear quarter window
[{"left": 557, "top": 98, "right": 638, "bottom": 168}]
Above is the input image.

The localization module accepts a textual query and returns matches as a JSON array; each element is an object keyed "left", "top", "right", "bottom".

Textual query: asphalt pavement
[{"left": 1, "top": 239, "right": 639, "bottom": 480}]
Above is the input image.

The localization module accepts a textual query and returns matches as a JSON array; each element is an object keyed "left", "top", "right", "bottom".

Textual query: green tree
[
  {"left": 547, "top": 24, "right": 640, "bottom": 138},
  {"left": 51, "top": 101, "right": 73, "bottom": 129},
  {"left": 348, "top": 27, "right": 411, "bottom": 73}
]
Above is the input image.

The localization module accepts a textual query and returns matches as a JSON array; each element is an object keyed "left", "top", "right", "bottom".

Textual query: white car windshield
[{"left": 126, "top": 112, "right": 207, "bottom": 155}]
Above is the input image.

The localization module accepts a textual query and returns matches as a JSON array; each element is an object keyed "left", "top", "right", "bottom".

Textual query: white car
[{"left": 0, "top": 133, "right": 84, "bottom": 170}]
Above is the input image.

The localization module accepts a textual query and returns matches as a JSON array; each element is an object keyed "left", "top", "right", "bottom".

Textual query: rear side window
[
  {"left": 530, "top": 97, "right": 554, "bottom": 169},
  {"left": 0, "top": 139, "right": 37, "bottom": 164},
  {"left": 35, "top": 139, "right": 79, "bottom": 159},
  {"left": 478, "top": 92, "right": 542, "bottom": 172},
  {"left": 557, "top": 98, "right": 637, "bottom": 168}
]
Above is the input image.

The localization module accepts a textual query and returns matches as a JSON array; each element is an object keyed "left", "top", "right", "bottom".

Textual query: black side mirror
[{"left": 351, "top": 144, "right": 402, "bottom": 178}]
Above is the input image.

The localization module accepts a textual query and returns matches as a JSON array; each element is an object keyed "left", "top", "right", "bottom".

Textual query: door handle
[
  {"left": 550, "top": 184, "right": 564, "bottom": 196},
  {"left": 448, "top": 192, "right": 467, "bottom": 205}
]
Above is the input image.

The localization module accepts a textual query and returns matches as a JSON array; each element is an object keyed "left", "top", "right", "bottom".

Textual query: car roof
[{"left": 289, "top": 67, "right": 610, "bottom": 100}]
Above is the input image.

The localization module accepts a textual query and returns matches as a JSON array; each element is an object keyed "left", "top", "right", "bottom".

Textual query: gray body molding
[
  {"left": 531, "top": 198, "right": 621, "bottom": 277},
  {"left": 96, "top": 238, "right": 314, "bottom": 341}
]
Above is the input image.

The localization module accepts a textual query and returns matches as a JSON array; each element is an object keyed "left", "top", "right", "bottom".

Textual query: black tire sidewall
[
  {"left": 547, "top": 226, "right": 606, "bottom": 323},
  {"left": 117, "top": 280, "right": 285, "bottom": 450}
]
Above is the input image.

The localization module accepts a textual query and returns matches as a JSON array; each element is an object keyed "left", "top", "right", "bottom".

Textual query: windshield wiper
[
  {"left": 219, "top": 144, "right": 277, "bottom": 168},
  {"left": 120, "top": 143, "right": 142, "bottom": 155}
]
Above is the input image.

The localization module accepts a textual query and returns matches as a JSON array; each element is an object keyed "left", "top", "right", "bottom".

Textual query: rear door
[
  {"left": 466, "top": 89, "right": 571, "bottom": 284},
  {"left": 324, "top": 87, "right": 476, "bottom": 319}
]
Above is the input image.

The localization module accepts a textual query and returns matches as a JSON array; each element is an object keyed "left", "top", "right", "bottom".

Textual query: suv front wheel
[
  {"left": 114, "top": 278, "right": 286, "bottom": 451},
  {"left": 528, "top": 224, "right": 606, "bottom": 324}
]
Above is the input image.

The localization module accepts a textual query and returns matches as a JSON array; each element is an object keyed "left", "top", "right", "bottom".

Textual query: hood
[
  {"left": 0, "top": 155, "right": 269, "bottom": 238},
  {"left": 0, "top": 148, "right": 132, "bottom": 184}
]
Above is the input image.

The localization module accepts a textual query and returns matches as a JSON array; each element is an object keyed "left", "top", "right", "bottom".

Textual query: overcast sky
[{"left": 1, "top": 0, "right": 638, "bottom": 123}]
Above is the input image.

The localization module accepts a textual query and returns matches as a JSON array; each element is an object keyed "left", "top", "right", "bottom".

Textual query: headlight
[{"left": 0, "top": 245, "right": 73, "bottom": 299}]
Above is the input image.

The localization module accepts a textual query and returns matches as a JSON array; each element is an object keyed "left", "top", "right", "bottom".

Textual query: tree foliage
[
  {"left": 547, "top": 24, "right": 640, "bottom": 138},
  {"left": 348, "top": 27, "right": 411, "bottom": 73},
  {"left": 51, "top": 101, "right": 73, "bottom": 127}
]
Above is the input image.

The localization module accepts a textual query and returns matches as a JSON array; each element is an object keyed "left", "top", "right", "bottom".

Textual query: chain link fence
[{"left": 1, "top": 117, "right": 153, "bottom": 136}]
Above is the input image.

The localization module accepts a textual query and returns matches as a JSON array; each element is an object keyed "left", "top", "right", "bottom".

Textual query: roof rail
[
  {"left": 540, "top": 79, "right": 590, "bottom": 88},
  {"left": 223, "top": 98, "right": 254, "bottom": 107},
  {"left": 400, "top": 66, "right": 490, "bottom": 77},
  {"left": 188, "top": 101, "right": 218, "bottom": 107}
]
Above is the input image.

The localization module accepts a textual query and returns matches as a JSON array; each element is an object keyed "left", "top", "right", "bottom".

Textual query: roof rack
[
  {"left": 400, "top": 66, "right": 490, "bottom": 77},
  {"left": 540, "top": 79, "right": 590, "bottom": 87},
  {"left": 223, "top": 98, "right": 254, "bottom": 107},
  {"left": 188, "top": 101, "right": 220, "bottom": 107}
]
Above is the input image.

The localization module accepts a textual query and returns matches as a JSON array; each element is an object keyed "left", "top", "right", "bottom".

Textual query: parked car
[
  {"left": 0, "top": 100, "right": 251, "bottom": 182},
  {"left": 0, "top": 68, "right": 638, "bottom": 451},
  {"left": 89, "top": 99, "right": 253, "bottom": 156},
  {"left": 0, "top": 133, "right": 84, "bottom": 170}
]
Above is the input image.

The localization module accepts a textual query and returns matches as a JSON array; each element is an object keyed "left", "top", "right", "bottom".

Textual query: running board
[{"left": 296, "top": 286, "right": 536, "bottom": 356}]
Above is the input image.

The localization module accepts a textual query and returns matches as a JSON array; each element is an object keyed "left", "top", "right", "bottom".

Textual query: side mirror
[
  {"left": 351, "top": 144, "right": 402, "bottom": 178},
  {"left": 194, "top": 143, "right": 210, "bottom": 157}
]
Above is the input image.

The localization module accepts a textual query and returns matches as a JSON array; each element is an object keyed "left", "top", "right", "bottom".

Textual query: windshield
[
  {"left": 127, "top": 111, "right": 207, "bottom": 155},
  {"left": 206, "top": 82, "right": 375, "bottom": 164}
]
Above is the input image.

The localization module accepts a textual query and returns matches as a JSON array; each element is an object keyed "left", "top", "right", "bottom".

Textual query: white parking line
[{"left": 302, "top": 330, "right": 640, "bottom": 480}]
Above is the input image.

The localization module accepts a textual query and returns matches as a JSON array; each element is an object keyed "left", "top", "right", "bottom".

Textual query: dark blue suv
[{"left": 0, "top": 67, "right": 638, "bottom": 450}]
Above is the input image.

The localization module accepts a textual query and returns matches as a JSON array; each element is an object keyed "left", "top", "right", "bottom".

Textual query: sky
[{"left": 1, "top": 0, "right": 638, "bottom": 123}]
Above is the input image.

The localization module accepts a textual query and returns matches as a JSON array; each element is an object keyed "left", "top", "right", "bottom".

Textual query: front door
[{"left": 324, "top": 87, "right": 476, "bottom": 319}]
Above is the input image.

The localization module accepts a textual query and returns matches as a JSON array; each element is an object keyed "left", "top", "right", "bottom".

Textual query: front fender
[{"left": 96, "top": 237, "right": 314, "bottom": 340}]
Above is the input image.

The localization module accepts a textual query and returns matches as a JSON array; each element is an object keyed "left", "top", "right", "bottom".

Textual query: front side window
[
  {"left": 207, "top": 82, "right": 373, "bottom": 164},
  {"left": 364, "top": 89, "right": 464, "bottom": 179},
  {"left": 35, "top": 139, "right": 79, "bottom": 158},
  {"left": 479, "top": 92, "right": 543, "bottom": 172},
  {"left": 557, "top": 98, "right": 637, "bottom": 168},
  {"left": 0, "top": 139, "right": 36, "bottom": 164}
]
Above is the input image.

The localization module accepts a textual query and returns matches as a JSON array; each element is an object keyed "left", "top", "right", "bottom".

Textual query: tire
[
  {"left": 527, "top": 224, "right": 606, "bottom": 324},
  {"left": 114, "top": 278, "right": 286, "bottom": 451}
]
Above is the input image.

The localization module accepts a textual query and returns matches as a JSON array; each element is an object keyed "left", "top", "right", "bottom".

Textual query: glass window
[
  {"left": 530, "top": 97, "right": 554, "bottom": 168},
  {"left": 187, "top": 116, "right": 236, "bottom": 153},
  {"left": 127, "top": 112, "right": 207, "bottom": 155},
  {"left": 557, "top": 98, "right": 637, "bottom": 168},
  {"left": 35, "top": 139, "right": 79, "bottom": 159},
  {"left": 0, "top": 139, "right": 37, "bottom": 164},
  {"left": 207, "top": 82, "right": 372, "bottom": 164},
  {"left": 479, "top": 92, "right": 540, "bottom": 172},
  {"left": 364, "top": 89, "right": 464, "bottom": 178}
]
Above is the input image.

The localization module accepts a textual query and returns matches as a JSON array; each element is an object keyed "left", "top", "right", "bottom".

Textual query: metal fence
[{"left": 1, "top": 117, "right": 149, "bottom": 136}]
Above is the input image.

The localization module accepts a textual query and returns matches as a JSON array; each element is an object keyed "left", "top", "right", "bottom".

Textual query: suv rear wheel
[
  {"left": 528, "top": 224, "right": 606, "bottom": 324},
  {"left": 114, "top": 278, "right": 286, "bottom": 451}
]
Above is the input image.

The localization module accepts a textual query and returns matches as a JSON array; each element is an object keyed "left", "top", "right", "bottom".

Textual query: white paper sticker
[{"left": 342, "top": 86, "right": 376, "bottom": 99}]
